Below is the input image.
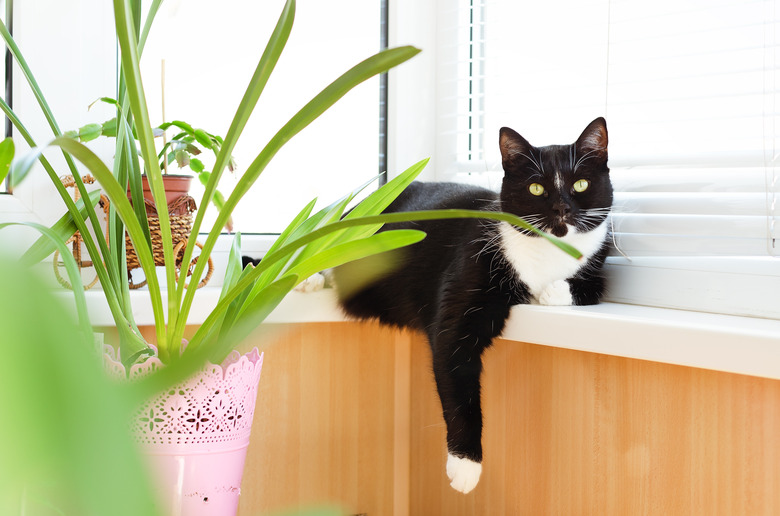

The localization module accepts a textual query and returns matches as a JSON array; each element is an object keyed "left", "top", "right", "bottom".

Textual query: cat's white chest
[{"left": 498, "top": 221, "right": 608, "bottom": 303}]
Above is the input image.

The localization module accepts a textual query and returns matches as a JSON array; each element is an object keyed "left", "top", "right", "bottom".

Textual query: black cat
[{"left": 334, "top": 118, "right": 613, "bottom": 493}]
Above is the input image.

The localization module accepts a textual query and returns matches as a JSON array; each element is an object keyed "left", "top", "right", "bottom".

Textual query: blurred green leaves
[
  {"left": 0, "top": 258, "right": 160, "bottom": 516},
  {"left": 0, "top": 137, "right": 14, "bottom": 184},
  {"left": 0, "top": 256, "right": 352, "bottom": 516}
]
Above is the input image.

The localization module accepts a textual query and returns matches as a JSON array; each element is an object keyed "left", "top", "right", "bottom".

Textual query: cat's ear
[
  {"left": 499, "top": 127, "right": 533, "bottom": 170},
  {"left": 575, "top": 117, "right": 608, "bottom": 163}
]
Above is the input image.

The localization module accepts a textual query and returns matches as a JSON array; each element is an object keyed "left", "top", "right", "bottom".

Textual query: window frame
[{"left": 1, "top": 0, "right": 388, "bottom": 256}]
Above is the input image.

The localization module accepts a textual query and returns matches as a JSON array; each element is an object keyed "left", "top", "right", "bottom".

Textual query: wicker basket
[{"left": 126, "top": 195, "right": 213, "bottom": 289}]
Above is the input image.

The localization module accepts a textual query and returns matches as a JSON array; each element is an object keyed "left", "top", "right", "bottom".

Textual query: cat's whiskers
[
  {"left": 518, "top": 150, "right": 544, "bottom": 176},
  {"left": 573, "top": 149, "right": 599, "bottom": 174},
  {"left": 472, "top": 213, "right": 546, "bottom": 261},
  {"left": 576, "top": 207, "right": 612, "bottom": 230}
]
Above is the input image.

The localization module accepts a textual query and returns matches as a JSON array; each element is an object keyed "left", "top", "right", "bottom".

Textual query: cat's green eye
[
  {"left": 573, "top": 179, "right": 590, "bottom": 193},
  {"left": 528, "top": 183, "right": 545, "bottom": 196}
]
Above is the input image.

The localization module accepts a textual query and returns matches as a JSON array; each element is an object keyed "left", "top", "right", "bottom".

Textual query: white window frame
[{"left": 0, "top": 0, "right": 117, "bottom": 254}]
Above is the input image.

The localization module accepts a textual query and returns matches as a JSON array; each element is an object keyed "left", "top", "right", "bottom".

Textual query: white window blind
[{"left": 435, "top": 0, "right": 780, "bottom": 319}]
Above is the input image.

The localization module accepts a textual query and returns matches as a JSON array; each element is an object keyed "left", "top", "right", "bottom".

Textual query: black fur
[{"left": 334, "top": 118, "right": 613, "bottom": 475}]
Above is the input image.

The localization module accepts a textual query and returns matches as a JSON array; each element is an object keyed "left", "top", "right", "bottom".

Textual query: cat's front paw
[
  {"left": 446, "top": 453, "right": 482, "bottom": 494},
  {"left": 294, "top": 272, "right": 325, "bottom": 293},
  {"left": 537, "top": 279, "right": 573, "bottom": 306}
]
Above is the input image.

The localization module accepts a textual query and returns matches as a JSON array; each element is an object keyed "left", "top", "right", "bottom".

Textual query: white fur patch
[
  {"left": 294, "top": 272, "right": 325, "bottom": 293},
  {"left": 446, "top": 453, "right": 482, "bottom": 494},
  {"left": 498, "top": 220, "right": 608, "bottom": 303},
  {"left": 537, "top": 279, "right": 574, "bottom": 306},
  {"left": 554, "top": 169, "right": 565, "bottom": 192}
]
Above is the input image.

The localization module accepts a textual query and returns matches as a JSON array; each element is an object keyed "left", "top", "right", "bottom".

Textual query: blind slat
[
  {"left": 612, "top": 214, "right": 766, "bottom": 238},
  {"left": 613, "top": 192, "right": 767, "bottom": 215}
]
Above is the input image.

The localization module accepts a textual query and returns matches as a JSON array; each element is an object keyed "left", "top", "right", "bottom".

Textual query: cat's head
[{"left": 498, "top": 117, "right": 612, "bottom": 238}]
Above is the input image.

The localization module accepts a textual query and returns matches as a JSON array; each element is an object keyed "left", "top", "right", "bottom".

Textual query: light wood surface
[
  {"left": 237, "top": 322, "right": 411, "bottom": 516},
  {"left": 410, "top": 334, "right": 780, "bottom": 515},
  {"left": 134, "top": 321, "right": 780, "bottom": 515}
]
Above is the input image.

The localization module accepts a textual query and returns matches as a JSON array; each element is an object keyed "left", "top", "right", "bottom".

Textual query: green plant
[
  {"left": 67, "top": 111, "right": 237, "bottom": 228},
  {"left": 1, "top": 0, "right": 580, "bottom": 371}
]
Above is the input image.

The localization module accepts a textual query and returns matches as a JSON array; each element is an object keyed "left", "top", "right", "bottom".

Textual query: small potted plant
[
  {"left": 64, "top": 114, "right": 236, "bottom": 288},
  {"left": 67, "top": 113, "right": 235, "bottom": 218}
]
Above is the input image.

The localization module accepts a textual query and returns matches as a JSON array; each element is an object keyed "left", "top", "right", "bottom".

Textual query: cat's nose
[{"left": 553, "top": 200, "right": 571, "bottom": 217}]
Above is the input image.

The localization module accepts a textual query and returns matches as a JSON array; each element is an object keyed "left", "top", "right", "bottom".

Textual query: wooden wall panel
[
  {"left": 236, "top": 322, "right": 411, "bottom": 516},
  {"left": 410, "top": 334, "right": 780, "bottom": 516}
]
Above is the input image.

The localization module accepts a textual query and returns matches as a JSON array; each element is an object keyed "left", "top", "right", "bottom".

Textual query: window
[
  {"left": 141, "top": 0, "right": 382, "bottom": 234},
  {"left": 0, "top": 0, "right": 382, "bottom": 239},
  {"left": 424, "top": 0, "right": 780, "bottom": 319},
  {"left": 0, "top": 0, "right": 117, "bottom": 255}
]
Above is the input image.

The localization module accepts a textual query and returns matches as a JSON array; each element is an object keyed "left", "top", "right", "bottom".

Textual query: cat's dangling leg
[{"left": 429, "top": 331, "right": 490, "bottom": 494}]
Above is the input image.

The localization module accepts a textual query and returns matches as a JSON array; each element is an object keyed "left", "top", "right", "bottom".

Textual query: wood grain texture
[
  {"left": 131, "top": 321, "right": 780, "bottom": 515},
  {"left": 410, "top": 334, "right": 780, "bottom": 515},
  {"left": 236, "top": 322, "right": 411, "bottom": 516}
]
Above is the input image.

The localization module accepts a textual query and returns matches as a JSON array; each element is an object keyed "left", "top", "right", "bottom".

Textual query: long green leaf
[
  {"left": 176, "top": 45, "right": 421, "bottom": 343},
  {"left": 0, "top": 20, "right": 59, "bottom": 137},
  {"left": 206, "top": 46, "right": 422, "bottom": 243},
  {"left": 1, "top": 222, "right": 92, "bottom": 341},
  {"left": 220, "top": 233, "right": 244, "bottom": 302},
  {"left": 197, "top": 274, "right": 299, "bottom": 362},
  {"left": 0, "top": 137, "right": 13, "bottom": 184},
  {"left": 20, "top": 190, "right": 102, "bottom": 264},
  {"left": 6, "top": 137, "right": 135, "bottom": 339},
  {"left": 285, "top": 229, "right": 426, "bottom": 281},
  {"left": 240, "top": 194, "right": 354, "bottom": 309},
  {"left": 274, "top": 194, "right": 354, "bottom": 272},
  {"left": 0, "top": 19, "right": 83, "bottom": 185},
  {"left": 118, "top": 114, "right": 152, "bottom": 246},
  {"left": 0, "top": 98, "right": 59, "bottom": 187},
  {"left": 242, "top": 197, "right": 318, "bottom": 297},
  {"left": 336, "top": 158, "right": 429, "bottom": 241},
  {"left": 217, "top": 262, "right": 259, "bottom": 343},
  {"left": 344, "top": 160, "right": 427, "bottom": 219},
  {"left": 281, "top": 172, "right": 392, "bottom": 266},
  {"left": 174, "top": 0, "right": 298, "bottom": 335},
  {"left": 43, "top": 137, "right": 160, "bottom": 361},
  {"left": 137, "top": 0, "right": 164, "bottom": 55},
  {"left": 114, "top": 0, "right": 176, "bottom": 355},
  {"left": 0, "top": 24, "right": 123, "bottom": 301}
]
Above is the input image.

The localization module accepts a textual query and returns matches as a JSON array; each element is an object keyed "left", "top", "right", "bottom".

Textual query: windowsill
[{"left": 74, "top": 287, "right": 780, "bottom": 381}]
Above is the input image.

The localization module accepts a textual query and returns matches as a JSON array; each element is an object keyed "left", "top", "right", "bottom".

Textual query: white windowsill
[{"left": 73, "top": 287, "right": 780, "bottom": 381}]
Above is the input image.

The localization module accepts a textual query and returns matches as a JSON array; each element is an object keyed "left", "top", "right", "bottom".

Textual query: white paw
[
  {"left": 446, "top": 453, "right": 482, "bottom": 494},
  {"left": 294, "top": 273, "right": 325, "bottom": 293},
  {"left": 537, "top": 279, "right": 573, "bottom": 306}
]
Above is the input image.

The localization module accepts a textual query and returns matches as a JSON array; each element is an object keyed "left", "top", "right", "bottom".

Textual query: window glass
[{"left": 141, "top": 0, "right": 382, "bottom": 234}]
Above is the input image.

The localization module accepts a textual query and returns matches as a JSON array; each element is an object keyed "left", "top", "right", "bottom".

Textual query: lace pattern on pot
[{"left": 104, "top": 347, "right": 264, "bottom": 446}]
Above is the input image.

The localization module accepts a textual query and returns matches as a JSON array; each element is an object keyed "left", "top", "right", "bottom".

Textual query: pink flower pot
[{"left": 105, "top": 347, "right": 264, "bottom": 516}]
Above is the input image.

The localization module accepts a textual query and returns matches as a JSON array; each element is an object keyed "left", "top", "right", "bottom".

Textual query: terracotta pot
[
  {"left": 127, "top": 174, "right": 193, "bottom": 206},
  {"left": 128, "top": 174, "right": 196, "bottom": 218}
]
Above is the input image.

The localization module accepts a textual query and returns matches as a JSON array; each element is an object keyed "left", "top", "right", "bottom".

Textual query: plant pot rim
[
  {"left": 142, "top": 173, "right": 194, "bottom": 179},
  {"left": 104, "top": 345, "right": 263, "bottom": 380},
  {"left": 104, "top": 346, "right": 264, "bottom": 450}
]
